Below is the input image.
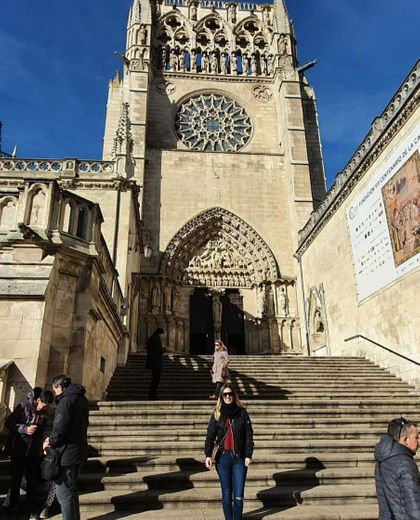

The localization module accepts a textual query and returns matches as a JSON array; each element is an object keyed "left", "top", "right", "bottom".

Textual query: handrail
[{"left": 344, "top": 334, "right": 420, "bottom": 367}]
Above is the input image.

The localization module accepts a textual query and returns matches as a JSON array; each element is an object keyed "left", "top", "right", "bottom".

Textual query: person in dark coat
[
  {"left": 5, "top": 388, "right": 53, "bottom": 518},
  {"left": 204, "top": 383, "right": 254, "bottom": 520},
  {"left": 145, "top": 327, "right": 165, "bottom": 400},
  {"left": 375, "top": 417, "right": 420, "bottom": 520},
  {"left": 43, "top": 375, "right": 89, "bottom": 520}
]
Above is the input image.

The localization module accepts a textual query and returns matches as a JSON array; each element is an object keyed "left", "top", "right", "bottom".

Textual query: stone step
[
  {"left": 88, "top": 427, "right": 388, "bottom": 440},
  {"left": 94, "top": 439, "right": 378, "bottom": 457},
  {"left": 53, "top": 504, "right": 380, "bottom": 520},
  {"left": 91, "top": 467, "right": 376, "bottom": 492},
  {"left": 78, "top": 483, "right": 377, "bottom": 511}
]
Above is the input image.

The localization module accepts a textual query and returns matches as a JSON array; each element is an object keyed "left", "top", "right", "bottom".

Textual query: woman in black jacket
[{"left": 204, "top": 383, "right": 254, "bottom": 520}]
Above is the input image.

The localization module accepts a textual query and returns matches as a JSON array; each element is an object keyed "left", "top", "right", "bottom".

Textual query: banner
[{"left": 346, "top": 124, "right": 420, "bottom": 301}]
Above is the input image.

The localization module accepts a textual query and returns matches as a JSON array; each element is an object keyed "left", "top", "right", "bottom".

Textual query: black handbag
[{"left": 41, "top": 447, "right": 64, "bottom": 481}]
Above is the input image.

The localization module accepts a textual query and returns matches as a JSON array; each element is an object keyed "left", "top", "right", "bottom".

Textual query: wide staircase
[{"left": 2, "top": 354, "right": 419, "bottom": 519}]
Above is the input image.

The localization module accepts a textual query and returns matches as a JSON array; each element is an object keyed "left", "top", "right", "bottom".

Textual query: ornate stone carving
[
  {"left": 175, "top": 93, "right": 252, "bottom": 152},
  {"left": 252, "top": 84, "right": 273, "bottom": 102},
  {"left": 277, "top": 285, "right": 288, "bottom": 316},
  {"left": 156, "top": 80, "right": 175, "bottom": 95},
  {"left": 160, "top": 207, "right": 280, "bottom": 288}
]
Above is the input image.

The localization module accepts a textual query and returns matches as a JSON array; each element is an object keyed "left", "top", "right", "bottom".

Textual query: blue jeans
[
  {"left": 216, "top": 451, "right": 248, "bottom": 520},
  {"left": 55, "top": 465, "right": 80, "bottom": 520}
]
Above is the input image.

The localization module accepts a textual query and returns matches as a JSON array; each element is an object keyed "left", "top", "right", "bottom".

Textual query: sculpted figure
[
  {"left": 139, "top": 25, "right": 147, "bottom": 45},
  {"left": 257, "top": 286, "right": 266, "bottom": 317},
  {"left": 220, "top": 52, "right": 227, "bottom": 74},
  {"left": 210, "top": 52, "right": 218, "bottom": 74},
  {"left": 230, "top": 52, "right": 237, "bottom": 74},
  {"left": 172, "top": 286, "right": 181, "bottom": 313},
  {"left": 251, "top": 54, "right": 257, "bottom": 76},
  {"left": 278, "top": 286, "right": 288, "bottom": 316},
  {"left": 267, "top": 285, "right": 275, "bottom": 316},
  {"left": 169, "top": 49, "right": 178, "bottom": 71},
  {"left": 151, "top": 279, "right": 162, "bottom": 313},
  {"left": 227, "top": 4, "right": 237, "bottom": 23},
  {"left": 164, "top": 281, "right": 172, "bottom": 312},
  {"left": 161, "top": 47, "right": 167, "bottom": 70},
  {"left": 243, "top": 54, "right": 250, "bottom": 75},
  {"left": 191, "top": 49, "right": 198, "bottom": 72},
  {"left": 278, "top": 34, "right": 287, "bottom": 55},
  {"left": 261, "top": 54, "right": 268, "bottom": 76},
  {"left": 201, "top": 51, "right": 209, "bottom": 73},
  {"left": 190, "top": 2, "right": 197, "bottom": 21},
  {"left": 213, "top": 294, "right": 222, "bottom": 330},
  {"left": 267, "top": 54, "right": 274, "bottom": 75},
  {"left": 179, "top": 51, "right": 186, "bottom": 72},
  {"left": 262, "top": 7, "right": 271, "bottom": 26}
]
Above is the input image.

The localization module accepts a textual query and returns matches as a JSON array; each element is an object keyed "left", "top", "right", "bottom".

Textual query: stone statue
[
  {"left": 243, "top": 54, "right": 250, "bottom": 75},
  {"left": 278, "top": 286, "right": 288, "bottom": 316},
  {"left": 169, "top": 49, "right": 178, "bottom": 71},
  {"left": 267, "top": 54, "right": 274, "bottom": 76},
  {"left": 201, "top": 52, "right": 209, "bottom": 73},
  {"left": 139, "top": 25, "right": 147, "bottom": 45},
  {"left": 314, "top": 309, "right": 324, "bottom": 333},
  {"left": 151, "top": 279, "right": 162, "bottom": 313},
  {"left": 191, "top": 49, "right": 198, "bottom": 72},
  {"left": 172, "top": 286, "right": 181, "bottom": 313},
  {"left": 140, "top": 288, "right": 149, "bottom": 313},
  {"left": 230, "top": 52, "right": 237, "bottom": 74},
  {"left": 210, "top": 52, "right": 218, "bottom": 74},
  {"left": 267, "top": 285, "right": 275, "bottom": 316},
  {"left": 262, "top": 7, "right": 271, "bottom": 26},
  {"left": 261, "top": 54, "right": 268, "bottom": 76},
  {"left": 251, "top": 54, "right": 257, "bottom": 76},
  {"left": 257, "top": 286, "right": 266, "bottom": 317},
  {"left": 161, "top": 47, "right": 167, "bottom": 70},
  {"left": 227, "top": 4, "right": 237, "bottom": 23},
  {"left": 220, "top": 52, "right": 227, "bottom": 74},
  {"left": 278, "top": 34, "right": 287, "bottom": 55},
  {"left": 164, "top": 281, "right": 172, "bottom": 313},
  {"left": 190, "top": 2, "right": 197, "bottom": 21},
  {"left": 179, "top": 52, "right": 186, "bottom": 72}
]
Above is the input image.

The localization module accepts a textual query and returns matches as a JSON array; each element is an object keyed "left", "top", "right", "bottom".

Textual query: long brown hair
[{"left": 214, "top": 383, "right": 245, "bottom": 421}]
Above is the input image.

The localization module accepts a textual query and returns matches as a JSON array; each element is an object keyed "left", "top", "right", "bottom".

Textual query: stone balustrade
[{"left": 0, "top": 158, "right": 115, "bottom": 176}]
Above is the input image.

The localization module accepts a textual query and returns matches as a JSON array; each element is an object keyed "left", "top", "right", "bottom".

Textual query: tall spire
[
  {"left": 130, "top": 0, "right": 141, "bottom": 27},
  {"left": 273, "top": 0, "right": 291, "bottom": 34}
]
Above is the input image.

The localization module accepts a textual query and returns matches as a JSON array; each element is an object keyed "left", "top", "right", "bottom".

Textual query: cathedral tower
[{"left": 103, "top": 0, "right": 326, "bottom": 354}]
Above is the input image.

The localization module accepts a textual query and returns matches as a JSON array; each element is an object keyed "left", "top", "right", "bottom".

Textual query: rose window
[{"left": 174, "top": 93, "right": 252, "bottom": 152}]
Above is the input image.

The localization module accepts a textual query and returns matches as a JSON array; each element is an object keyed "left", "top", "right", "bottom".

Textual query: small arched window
[{"left": 76, "top": 206, "right": 89, "bottom": 240}]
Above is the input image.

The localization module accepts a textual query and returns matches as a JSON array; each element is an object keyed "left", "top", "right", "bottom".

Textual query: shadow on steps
[
  {"left": 244, "top": 457, "right": 325, "bottom": 519},
  {"left": 107, "top": 354, "right": 292, "bottom": 401}
]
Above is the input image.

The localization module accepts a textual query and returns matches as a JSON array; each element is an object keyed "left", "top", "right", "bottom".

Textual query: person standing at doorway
[
  {"left": 209, "top": 340, "right": 229, "bottom": 399},
  {"left": 145, "top": 327, "right": 165, "bottom": 400}
]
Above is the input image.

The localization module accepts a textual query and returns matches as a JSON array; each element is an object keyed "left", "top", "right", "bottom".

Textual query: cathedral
[
  {"left": 102, "top": 0, "right": 325, "bottom": 357},
  {"left": 0, "top": 0, "right": 418, "bottom": 412}
]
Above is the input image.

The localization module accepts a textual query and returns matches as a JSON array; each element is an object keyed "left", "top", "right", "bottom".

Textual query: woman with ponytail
[{"left": 204, "top": 384, "right": 254, "bottom": 520}]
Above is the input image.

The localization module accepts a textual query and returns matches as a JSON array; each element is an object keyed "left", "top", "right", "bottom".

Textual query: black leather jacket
[
  {"left": 375, "top": 434, "right": 420, "bottom": 520},
  {"left": 205, "top": 407, "right": 254, "bottom": 461}
]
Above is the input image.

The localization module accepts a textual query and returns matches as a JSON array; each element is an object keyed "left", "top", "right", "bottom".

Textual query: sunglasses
[{"left": 222, "top": 392, "right": 233, "bottom": 398}]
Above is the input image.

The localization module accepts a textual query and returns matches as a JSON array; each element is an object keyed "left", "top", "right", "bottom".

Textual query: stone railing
[
  {"left": 0, "top": 158, "right": 115, "bottom": 176},
  {"left": 297, "top": 59, "right": 420, "bottom": 252},
  {"left": 164, "top": 0, "right": 267, "bottom": 10}
]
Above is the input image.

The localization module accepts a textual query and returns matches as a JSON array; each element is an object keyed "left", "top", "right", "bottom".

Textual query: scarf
[{"left": 221, "top": 401, "right": 241, "bottom": 419}]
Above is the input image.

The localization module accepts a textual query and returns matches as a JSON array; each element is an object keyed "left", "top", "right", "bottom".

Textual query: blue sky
[{"left": 0, "top": 0, "right": 419, "bottom": 187}]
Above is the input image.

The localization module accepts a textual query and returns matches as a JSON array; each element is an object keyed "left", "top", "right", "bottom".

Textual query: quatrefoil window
[{"left": 175, "top": 94, "right": 252, "bottom": 152}]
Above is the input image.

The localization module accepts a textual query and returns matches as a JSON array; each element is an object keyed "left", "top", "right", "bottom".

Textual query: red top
[{"left": 223, "top": 419, "right": 234, "bottom": 451}]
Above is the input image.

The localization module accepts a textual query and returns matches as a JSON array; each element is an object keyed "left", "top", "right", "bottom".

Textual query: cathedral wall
[
  {"left": 145, "top": 148, "right": 295, "bottom": 277},
  {"left": 299, "top": 106, "right": 420, "bottom": 386}
]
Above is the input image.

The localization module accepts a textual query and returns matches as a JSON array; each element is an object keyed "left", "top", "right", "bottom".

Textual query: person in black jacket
[
  {"left": 375, "top": 417, "right": 420, "bottom": 520},
  {"left": 204, "top": 384, "right": 254, "bottom": 520},
  {"left": 4, "top": 388, "right": 53, "bottom": 518},
  {"left": 145, "top": 327, "right": 165, "bottom": 400},
  {"left": 43, "top": 375, "right": 89, "bottom": 520}
]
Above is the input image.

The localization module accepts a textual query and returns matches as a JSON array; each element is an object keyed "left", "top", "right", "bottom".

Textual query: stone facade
[
  {"left": 296, "top": 61, "right": 420, "bottom": 386},
  {"left": 102, "top": 0, "right": 325, "bottom": 354},
  {"left": 0, "top": 159, "right": 140, "bottom": 408}
]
